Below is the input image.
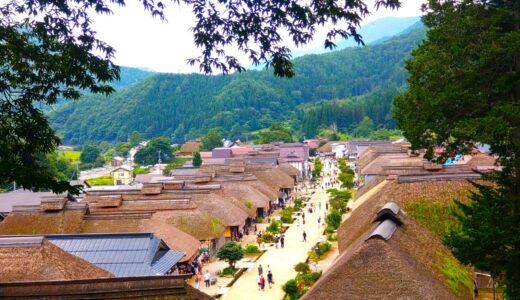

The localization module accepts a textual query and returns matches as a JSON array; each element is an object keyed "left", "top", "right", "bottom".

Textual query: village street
[{"left": 218, "top": 160, "right": 337, "bottom": 300}]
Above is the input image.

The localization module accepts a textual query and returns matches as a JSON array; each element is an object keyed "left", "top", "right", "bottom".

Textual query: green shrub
[
  {"left": 281, "top": 208, "right": 294, "bottom": 223},
  {"left": 326, "top": 209, "right": 342, "bottom": 230},
  {"left": 296, "top": 271, "right": 322, "bottom": 287},
  {"left": 266, "top": 219, "right": 281, "bottom": 234},
  {"left": 319, "top": 241, "right": 332, "bottom": 253},
  {"left": 262, "top": 232, "right": 274, "bottom": 243},
  {"left": 294, "top": 262, "right": 311, "bottom": 274},
  {"left": 326, "top": 233, "right": 338, "bottom": 241},
  {"left": 220, "top": 266, "right": 237, "bottom": 276},
  {"left": 243, "top": 244, "right": 260, "bottom": 254},
  {"left": 324, "top": 225, "right": 336, "bottom": 234},
  {"left": 283, "top": 279, "right": 299, "bottom": 300},
  {"left": 308, "top": 242, "right": 332, "bottom": 261},
  {"left": 294, "top": 198, "right": 303, "bottom": 209}
]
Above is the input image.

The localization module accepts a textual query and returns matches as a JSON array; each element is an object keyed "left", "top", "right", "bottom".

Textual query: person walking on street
[
  {"left": 258, "top": 264, "right": 263, "bottom": 275},
  {"left": 204, "top": 270, "right": 210, "bottom": 288},
  {"left": 303, "top": 230, "right": 307, "bottom": 242},
  {"left": 280, "top": 234, "right": 285, "bottom": 248},
  {"left": 195, "top": 272, "right": 202, "bottom": 289},
  {"left": 267, "top": 270, "right": 274, "bottom": 288},
  {"left": 257, "top": 275, "right": 262, "bottom": 290},
  {"left": 260, "top": 275, "right": 266, "bottom": 291}
]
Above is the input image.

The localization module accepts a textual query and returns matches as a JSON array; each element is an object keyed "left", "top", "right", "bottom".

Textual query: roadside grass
[
  {"left": 61, "top": 151, "right": 81, "bottom": 162},
  {"left": 86, "top": 175, "right": 113, "bottom": 186}
]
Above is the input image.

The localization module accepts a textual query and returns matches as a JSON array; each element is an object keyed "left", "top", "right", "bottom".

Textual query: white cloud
[{"left": 91, "top": 0, "right": 425, "bottom": 73}]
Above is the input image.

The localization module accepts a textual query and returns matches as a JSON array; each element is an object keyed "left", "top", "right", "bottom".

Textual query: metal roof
[
  {"left": 47, "top": 233, "right": 184, "bottom": 277},
  {"left": 367, "top": 219, "right": 398, "bottom": 241}
]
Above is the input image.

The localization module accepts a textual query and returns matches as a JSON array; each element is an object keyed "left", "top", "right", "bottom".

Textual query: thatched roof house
[
  {"left": 278, "top": 163, "right": 300, "bottom": 180},
  {"left": 303, "top": 199, "right": 473, "bottom": 299},
  {"left": 317, "top": 142, "right": 333, "bottom": 153},
  {"left": 0, "top": 201, "right": 87, "bottom": 235},
  {"left": 304, "top": 176, "right": 481, "bottom": 299},
  {"left": 254, "top": 168, "right": 294, "bottom": 191},
  {"left": 178, "top": 140, "right": 201, "bottom": 156},
  {"left": 0, "top": 236, "right": 112, "bottom": 282},
  {"left": 0, "top": 238, "right": 213, "bottom": 299}
]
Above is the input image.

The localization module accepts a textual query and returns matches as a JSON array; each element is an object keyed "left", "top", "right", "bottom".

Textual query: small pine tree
[
  {"left": 192, "top": 151, "right": 202, "bottom": 167},
  {"left": 216, "top": 242, "right": 243, "bottom": 267}
]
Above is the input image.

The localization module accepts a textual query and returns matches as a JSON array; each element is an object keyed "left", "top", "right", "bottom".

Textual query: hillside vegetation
[{"left": 49, "top": 25, "right": 426, "bottom": 144}]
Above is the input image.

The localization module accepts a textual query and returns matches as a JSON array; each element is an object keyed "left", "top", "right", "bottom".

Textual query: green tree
[
  {"left": 326, "top": 209, "right": 343, "bottom": 230},
  {"left": 216, "top": 242, "right": 244, "bottom": 267},
  {"left": 312, "top": 158, "right": 323, "bottom": 180},
  {"left": 282, "top": 279, "right": 299, "bottom": 300},
  {"left": 353, "top": 116, "right": 375, "bottom": 137},
  {"left": 192, "top": 152, "right": 202, "bottom": 167},
  {"left": 394, "top": 0, "right": 520, "bottom": 296},
  {"left": 327, "top": 188, "right": 352, "bottom": 212},
  {"left": 134, "top": 137, "right": 173, "bottom": 166},
  {"left": 80, "top": 145, "right": 101, "bottom": 164},
  {"left": 115, "top": 142, "right": 131, "bottom": 157},
  {"left": 201, "top": 128, "right": 223, "bottom": 151},
  {"left": 257, "top": 123, "right": 294, "bottom": 144},
  {"left": 129, "top": 131, "right": 142, "bottom": 147}
]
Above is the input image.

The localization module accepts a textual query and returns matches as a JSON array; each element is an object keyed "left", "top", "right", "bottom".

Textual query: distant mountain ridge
[{"left": 49, "top": 23, "right": 427, "bottom": 144}]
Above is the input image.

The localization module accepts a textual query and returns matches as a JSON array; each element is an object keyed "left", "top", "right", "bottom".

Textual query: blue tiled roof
[{"left": 47, "top": 233, "right": 185, "bottom": 277}]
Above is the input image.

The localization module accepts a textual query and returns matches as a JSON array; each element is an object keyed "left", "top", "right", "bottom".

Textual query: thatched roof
[
  {"left": 166, "top": 210, "right": 226, "bottom": 241},
  {"left": 317, "top": 142, "right": 333, "bottom": 153},
  {"left": 278, "top": 163, "right": 300, "bottom": 177},
  {"left": 248, "top": 179, "right": 279, "bottom": 200},
  {"left": 310, "top": 179, "right": 476, "bottom": 299},
  {"left": 0, "top": 237, "right": 112, "bottom": 282},
  {"left": 254, "top": 168, "right": 294, "bottom": 191},
  {"left": 466, "top": 153, "right": 496, "bottom": 168},
  {"left": 360, "top": 153, "right": 424, "bottom": 175},
  {"left": 190, "top": 192, "right": 248, "bottom": 227},
  {"left": 178, "top": 140, "right": 201, "bottom": 155},
  {"left": 217, "top": 181, "right": 270, "bottom": 212},
  {"left": 302, "top": 213, "right": 470, "bottom": 299},
  {"left": 0, "top": 204, "right": 86, "bottom": 235},
  {"left": 338, "top": 180, "right": 476, "bottom": 252}
]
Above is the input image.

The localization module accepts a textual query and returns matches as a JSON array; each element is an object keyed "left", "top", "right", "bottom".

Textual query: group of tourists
[{"left": 256, "top": 264, "right": 274, "bottom": 291}]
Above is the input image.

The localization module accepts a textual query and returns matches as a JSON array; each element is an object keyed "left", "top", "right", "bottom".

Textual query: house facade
[{"left": 111, "top": 166, "right": 133, "bottom": 185}]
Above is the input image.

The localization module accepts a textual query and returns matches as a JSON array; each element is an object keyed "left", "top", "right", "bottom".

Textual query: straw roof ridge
[
  {"left": 190, "top": 192, "right": 248, "bottom": 227},
  {"left": 166, "top": 211, "right": 226, "bottom": 241},
  {"left": 217, "top": 181, "right": 270, "bottom": 211},
  {"left": 278, "top": 163, "right": 300, "bottom": 177},
  {"left": 303, "top": 220, "right": 465, "bottom": 299}
]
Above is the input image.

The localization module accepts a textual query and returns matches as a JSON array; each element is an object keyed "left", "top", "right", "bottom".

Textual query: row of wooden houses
[{"left": 0, "top": 159, "right": 299, "bottom": 298}]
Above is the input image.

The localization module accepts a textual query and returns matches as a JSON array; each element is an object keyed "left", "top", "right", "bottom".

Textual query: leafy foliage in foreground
[{"left": 394, "top": 0, "right": 520, "bottom": 296}]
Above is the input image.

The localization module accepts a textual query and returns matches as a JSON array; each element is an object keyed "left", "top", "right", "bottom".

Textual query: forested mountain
[
  {"left": 49, "top": 25, "right": 427, "bottom": 144},
  {"left": 112, "top": 67, "right": 154, "bottom": 90}
]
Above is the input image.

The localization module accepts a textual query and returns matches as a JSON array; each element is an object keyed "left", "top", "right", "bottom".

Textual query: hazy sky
[{"left": 91, "top": 0, "right": 425, "bottom": 73}]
